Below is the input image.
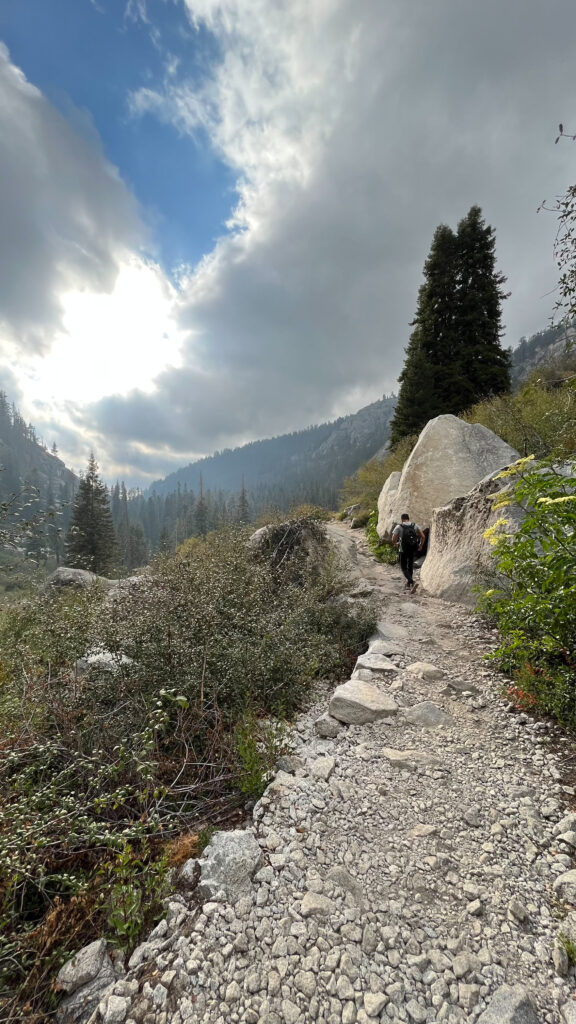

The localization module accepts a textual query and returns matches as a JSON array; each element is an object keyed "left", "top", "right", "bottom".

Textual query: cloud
[
  {"left": 87, "top": 0, "right": 576, "bottom": 477},
  {"left": 0, "top": 43, "right": 144, "bottom": 353}
]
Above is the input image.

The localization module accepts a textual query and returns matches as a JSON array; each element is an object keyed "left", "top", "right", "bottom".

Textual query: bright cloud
[
  {"left": 93, "top": 0, "right": 576, "bottom": 480},
  {"left": 2, "top": 1, "right": 576, "bottom": 483}
]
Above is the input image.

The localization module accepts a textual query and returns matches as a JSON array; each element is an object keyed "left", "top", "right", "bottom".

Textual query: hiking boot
[{"left": 410, "top": 582, "right": 419, "bottom": 594}]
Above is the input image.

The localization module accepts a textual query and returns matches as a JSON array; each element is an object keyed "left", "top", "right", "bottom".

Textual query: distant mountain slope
[
  {"left": 148, "top": 396, "right": 397, "bottom": 503},
  {"left": 511, "top": 324, "right": 575, "bottom": 385},
  {"left": 0, "top": 391, "right": 77, "bottom": 505}
]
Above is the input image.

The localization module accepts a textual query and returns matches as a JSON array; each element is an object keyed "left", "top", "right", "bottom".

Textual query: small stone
[
  {"left": 314, "top": 714, "right": 342, "bottom": 738},
  {"left": 300, "top": 892, "right": 335, "bottom": 917},
  {"left": 405, "top": 998, "right": 427, "bottom": 1022},
  {"left": 554, "top": 944, "right": 570, "bottom": 977},
  {"left": 507, "top": 898, "right": 529, "bottom": 923},
  {"left": 554, "top": 870, "right": 576, "bottom": 903},
  {"left": 463, "top": 806, "right": 482, "bottom": 827},
  {"left": 310, "top": 756, "right": 336, "bottom": 781},
  {"left": 336, "top": 976, "right": 355, "bottom": 1000},
  {"left": 467, "top": 899, "right": 483, "bottom": 916},
  {"left": 225, "top": 980, "right": 241, "bottom": 1003},
  {"left": 364, "top": 992, "right": 387, "bottom": 1017},
  {"left": 295, "top": 971, "right": 316, "bottom": 997},
  {"left": 101, "top": 995, "right": 129, "bottom": 1024},
  {"left": 458, "top": 984, "right": 480, "bottom": 1011},
  {"left": 406, "top": 661, "right": 445, "bottom": 681},
  {"left": 281, "top": 998, "right": 301, "bottom": 1024},
  {"left": 403, "top": 702, "right": 452, "bottom": 728}
]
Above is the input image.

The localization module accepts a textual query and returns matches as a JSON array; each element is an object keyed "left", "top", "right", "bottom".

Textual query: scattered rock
[
  {"left": 314, "top": 713, "right": 342, "bottom": 738},
  {"left": 195, "top": 830, "right": 262, "bottom": 901},
  {"left": 403, "top": 701, "right": 452, "bottom": 728},
  {"left": 329, "top": 679, "right": 398, "bottom": 725},
  {"left": 300, "top": 892, "right": 335, "bottom": 917},
  {"left": 309, "top": 756, "right": 335, "bottom": 781},
  {"left": 476, "top": 984, "right": 540, "bottom": 1023},
  {"left": 406, "top": 661, "right": 445, "bottom": 681}
]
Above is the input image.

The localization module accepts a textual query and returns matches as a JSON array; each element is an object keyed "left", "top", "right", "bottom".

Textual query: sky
[{"left": 0, "top": 0, "right": 575, "bottom": 485}]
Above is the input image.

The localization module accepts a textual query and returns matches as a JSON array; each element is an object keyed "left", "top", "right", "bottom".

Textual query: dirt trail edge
[{"left": 90, "top": 523, "right": 576, "bottom": 1024}]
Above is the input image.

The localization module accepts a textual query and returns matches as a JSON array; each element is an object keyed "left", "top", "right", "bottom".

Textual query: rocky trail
[{"left": 61, "top": 524, "right": 576, "bottom": 1024}]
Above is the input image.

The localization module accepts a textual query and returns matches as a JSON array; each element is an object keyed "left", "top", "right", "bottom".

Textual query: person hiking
[{"left": 392, "top": 513, "right": 425, "bottom": 592}]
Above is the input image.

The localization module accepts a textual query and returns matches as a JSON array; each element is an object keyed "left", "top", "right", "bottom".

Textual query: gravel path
[{"left": 91, "top": 525, "right": 576, "bottom": 1024}]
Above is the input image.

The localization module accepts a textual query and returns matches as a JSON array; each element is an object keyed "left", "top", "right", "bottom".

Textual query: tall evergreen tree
[
  {"left": 235, "top": 478, "right": 250, "bottom": 524},
  {"left": 194, "top": 474, "right": 208, "bottom": 539},
  {"left": 66, "top": 454, "right": 116, "bottom": 574},
  {"left": 390, "top": 207, "right": 510, "bottom": 446},
  {"left": 452, "top": 205, "right": 511, "bottom": 407}
]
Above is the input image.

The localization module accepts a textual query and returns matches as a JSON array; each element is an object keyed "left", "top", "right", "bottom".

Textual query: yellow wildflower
[
  {"left": 483, "top": 517, "right": 509, "bottom": 545},
  {"left": 494, "top": 454, "right": 536, "bottom": 480}
]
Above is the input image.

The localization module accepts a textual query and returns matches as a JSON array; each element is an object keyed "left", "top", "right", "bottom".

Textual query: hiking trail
[{"left": 71, "top": 524, "right": 576, "bottom": 1024}]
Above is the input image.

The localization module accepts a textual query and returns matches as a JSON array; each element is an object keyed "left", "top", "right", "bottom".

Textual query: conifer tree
[
  {"left": 235, "top": 478, "right": 250, "bottom": 524},
  {"left": 452, "top": 205, "right": 511, "bottom": 407},
  {"left": 194, "top": 474, "right": 208, "bottom": 539},
  {"left": 66, "top": 454, "right": 116, "bottom": 574},
  {"left": 390, "top": 208, "right": 510, "bottom": 445}
]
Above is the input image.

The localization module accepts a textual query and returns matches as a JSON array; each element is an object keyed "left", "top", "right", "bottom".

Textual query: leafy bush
[
  {"left": 366, "top": 509, "right": 398, "bottom": 564},
  {"left": 464, "top": 376, "right": 576, "bottom": 459},
  {"left": 478, "top": 457, "right": 576, "bottom": 725},
  {"left": 0, "top": 519, "right": 374, "bottom": 1019}
]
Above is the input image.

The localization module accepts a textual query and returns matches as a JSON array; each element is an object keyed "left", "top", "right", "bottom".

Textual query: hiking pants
[{"left": 399, "top": 550, "right": 415, "bottom": 584}]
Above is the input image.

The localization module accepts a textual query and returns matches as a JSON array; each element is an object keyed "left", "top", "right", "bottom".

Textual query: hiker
[{"left": 392, "top": 513, "right": 425, "bottom": 591}]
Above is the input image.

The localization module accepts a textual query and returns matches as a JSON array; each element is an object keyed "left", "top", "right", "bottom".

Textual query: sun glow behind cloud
[{"left": 9, "top": 258, "right": 183, "bottom": 457}]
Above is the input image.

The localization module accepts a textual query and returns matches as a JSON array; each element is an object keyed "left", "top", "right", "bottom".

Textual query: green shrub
[
  {"left": 366, "top": 510, "right": 398, "bottom": 565},
  {"left": 478, "top": 457, "right": 576, "bottom": 726},
  {"left": 234, "top": 712, "right": 287, "bottom": 800},
  {"left": 0, "top": 518, "right": 375, "bottom": 1018}
]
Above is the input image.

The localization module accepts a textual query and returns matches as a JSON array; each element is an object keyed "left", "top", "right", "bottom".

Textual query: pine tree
[
  {"left": 194, "top": 474, "right": 208, "bottom": 539},
  {"left": 235, "top": 478, "right": 250, "bottom": 524},
  {"left": 65, "top": 454, "right": 116, "bottom": 574},
  {"left": 390, "top": 208, "right": 510, "bottom": 446},
  {"left": 452, "top": 205, "right": 511, "bottom": 407},
  {"left": 389, "top": 224, "right": 458, "bottom": 445}
]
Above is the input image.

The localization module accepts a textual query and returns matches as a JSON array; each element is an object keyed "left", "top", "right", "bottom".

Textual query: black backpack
[{"left": 400, "top": 523, "right": 419, "bottom": 553}]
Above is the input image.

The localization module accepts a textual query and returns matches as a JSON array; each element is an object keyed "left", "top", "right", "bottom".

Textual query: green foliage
[
  {"left": 366, "top": 509, "right": 398, "bottom": 564},
  {"left": 465, "top": 376, "right": 576, "bottom": 459},
  {"left": 390, "top": 206, "right": 510, "bottom": 446},
  {"left": 478, "top": 457, "right": 576, "bottom": 726},
  {"left": 559, "top": 933, "right": 576, "bottom": 967},
  {"left": 289, "top": 503, "right": 332, "bottom": 522},
  {"left": 0, "top": 516, "right": 375, "bottom": 1017},
  {"left": 234, "top": 712, "right": 287, "bottom": 800},
  {"left": 66, "top": 454, "right": 116, "bottom": 575},
  {"left": 101, "top": 841, "right": 170, "bottom": 951}
]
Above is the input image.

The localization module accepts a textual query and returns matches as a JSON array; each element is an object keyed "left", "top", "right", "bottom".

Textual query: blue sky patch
[{"left": 0, "top": 0, "right": 236, "bottom": 270}]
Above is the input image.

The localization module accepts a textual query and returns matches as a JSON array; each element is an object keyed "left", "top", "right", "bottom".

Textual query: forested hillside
[
  {"left": 122, "top": 395, "right": 397, "bottom": 550},
  {"left": 0, "top": 392, "right": 77, "bottom": 569}
]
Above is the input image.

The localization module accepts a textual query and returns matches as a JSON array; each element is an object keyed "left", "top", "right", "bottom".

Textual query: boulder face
[
  {"left": 376, "top": 470, "right": 401, "bottom": 538},
  {"left": 420, "top": 468, "right": 523, "bottom": 605},
  {"left": 377, "top": 415, "right": 519, "bottom": 540}
]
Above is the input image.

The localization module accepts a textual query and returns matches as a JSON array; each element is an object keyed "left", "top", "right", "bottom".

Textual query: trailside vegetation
[
  {"left": 0, "top": 517, "right": 375, "bottom": 1021},
  {"left": 390, "top": 206, "right": 510, "bottom": 446},
  {"left": 479, "top": 458, "right": 576, "bottom": 726}
]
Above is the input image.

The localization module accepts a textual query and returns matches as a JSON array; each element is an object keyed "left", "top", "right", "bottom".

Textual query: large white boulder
[
  {"left": 377, "top": 415, "right": 519, "bottom": 540},
  {"left": 420, "top": 468, "right": 523, "bottom": 604},
  {"left": 376, "top": 471, "right": 401, "bottom": 539}
]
